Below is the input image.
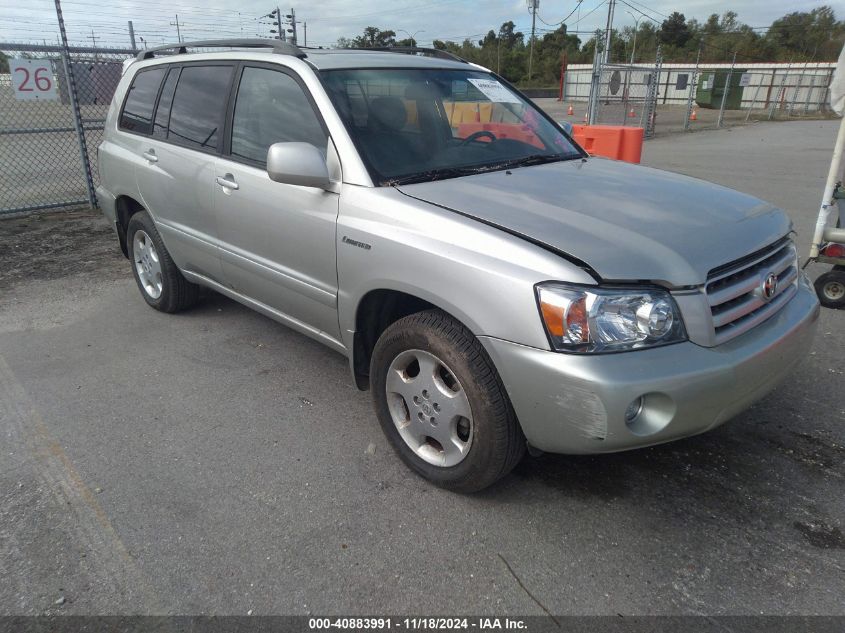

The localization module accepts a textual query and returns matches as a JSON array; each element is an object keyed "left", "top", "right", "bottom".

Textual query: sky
[{"left": 0, "top": 0, "right": 840, "bottom": 50}]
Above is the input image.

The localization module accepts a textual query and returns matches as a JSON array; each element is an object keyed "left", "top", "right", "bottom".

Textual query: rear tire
[
  {"left": 814, "top": 270, "right": 845, "bottom": 309},
  {"left": 126, "top": 210, "right": 200, "bottom": 313},
  {"left": 370, "top": 309, "right": 525, "bottom": 493}
]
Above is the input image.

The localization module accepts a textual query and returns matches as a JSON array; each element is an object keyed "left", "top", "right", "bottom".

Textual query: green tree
[
  {"left": 0, "top": 51, "right": 8, "bottom": 74},
  {"left": 531, "top": 25, "right": 581, "bottom": 84},
  {"left": 351, "top": 26, "right": 396, "bottom": 48},
  {"left": 334, "top": 7, "right": 843, "bottom": 87},
  {"left": 660, "top": 12, "right": 691, "bottom": 48},
  {"left": 765, "top": 6, "right": 844, "bottom": 60}
]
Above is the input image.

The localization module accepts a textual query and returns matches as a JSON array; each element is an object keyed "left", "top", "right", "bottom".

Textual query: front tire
[
  {"left": 126, "top": 211, "right": 200, "bottom": 313},
  {"left": 370, "top": 310, "right": 524, "bottom": 493}
]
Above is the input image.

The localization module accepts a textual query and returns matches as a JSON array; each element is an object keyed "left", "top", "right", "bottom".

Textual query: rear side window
[
  {"left": 119, "top": 67, "right": 166, "bottom": 134},
  {"left": 167, "top": 65, "right": 233, "bottom": 151},
  {"left": 153, "top": 67, "right": 180, "bottom": 139},
  {"left": 230, "top": 67, "right": 327, "bottom": 164}
]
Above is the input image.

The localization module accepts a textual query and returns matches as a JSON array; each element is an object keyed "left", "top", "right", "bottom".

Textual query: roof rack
[
  {"left": 350, "top": 46, "right": 468, "bottom": 64},
  {"left": 137, "top": 38, "right": 305, "bottom": 61}
]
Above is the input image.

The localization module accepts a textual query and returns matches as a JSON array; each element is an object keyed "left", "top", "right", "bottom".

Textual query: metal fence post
[
  {"left": 717, "top": 51, "right": 736, "bottom": 128},
  {"left": 745, "top": 68, "right": 765, "bottom": 122},
  {"left": 769, "top": 62, "right": 792, "bottom": 120},
  {"left": 587, "top": 33, "right": 602, "bottom": 125},
  {"left": 55, "top": 0, "right": 97, "bottom": 208},
  {"left": 804, "top": 70, "right": 818, "bottom": 115},
  {"left": 643, "top": 45, "right": 661, "bottom": 138},
  {"left": 817, "top": 68, "right": 834, "bottom": 113},
  {"left": 683, "top": 45, "right": 701, "bottom": 131},
  {"left": 787, "top": 62, "right": 808, "bottom": 116}
]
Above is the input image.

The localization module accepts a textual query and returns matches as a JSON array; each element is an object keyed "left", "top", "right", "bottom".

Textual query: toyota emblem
[{"left": 762, "top": 273, "right": 778, "bottom": 300}]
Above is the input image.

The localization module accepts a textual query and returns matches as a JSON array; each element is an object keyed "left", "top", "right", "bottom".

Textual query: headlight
[{"left": 536, "top": 282, "right": 686, "bottom": 353}]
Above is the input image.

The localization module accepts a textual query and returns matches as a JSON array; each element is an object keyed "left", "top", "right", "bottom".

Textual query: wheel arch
[
  {"left": 350, "top": 286, "right": 485, "bottom": 391},
  {"left": 114, "top": 194, "right": 146, "bottom": 258}
]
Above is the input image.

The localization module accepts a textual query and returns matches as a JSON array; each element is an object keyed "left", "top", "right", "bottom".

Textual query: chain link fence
[
  {"left": 679, "top": 63, "right": 835, "bottom": 133},
  {"left": 589, "top": 58, "right": 662, "bottom": 136},
  {"left": 0, "top": 44, "right": 136, "bottom": 215},
  {"left": 555, "top": 59, "right": 835, "bottom": 136}
]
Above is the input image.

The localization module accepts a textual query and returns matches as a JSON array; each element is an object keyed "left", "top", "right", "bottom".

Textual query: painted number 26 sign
[{"left": 11, "top": 59, "right": 58, "bottom": 101}]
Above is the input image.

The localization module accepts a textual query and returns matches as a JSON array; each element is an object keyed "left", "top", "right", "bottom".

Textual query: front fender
[{"left": 336, "top": 185, "right": 595, "bottom": 352}]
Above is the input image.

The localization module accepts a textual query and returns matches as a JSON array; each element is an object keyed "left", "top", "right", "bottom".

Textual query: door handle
[
  {"left": 142, "top": 149, "right": 158, "bottom": 163},
  {"left": 216, "top": 174, "right": 239, "bottom": 190}
]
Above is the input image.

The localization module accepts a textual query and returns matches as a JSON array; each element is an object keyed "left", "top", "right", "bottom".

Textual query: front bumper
[{"left": 480, "top": 276, "right": 820, "bottom": 454}]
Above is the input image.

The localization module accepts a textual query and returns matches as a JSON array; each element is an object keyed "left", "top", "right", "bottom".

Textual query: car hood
[{"left": 396, "top": 158, "right": 791, "bottom": 287}]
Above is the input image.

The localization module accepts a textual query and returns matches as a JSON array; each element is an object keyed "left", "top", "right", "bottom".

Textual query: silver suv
[{"left": 97, "top": 39, "right": 820, "bottom": 491}]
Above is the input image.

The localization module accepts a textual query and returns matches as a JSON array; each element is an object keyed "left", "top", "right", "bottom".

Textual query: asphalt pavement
[{"left": 0, "top": 120, "right": 843, "bottom": 617}]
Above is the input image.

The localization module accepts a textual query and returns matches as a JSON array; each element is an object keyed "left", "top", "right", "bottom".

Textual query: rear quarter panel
[{"left": 98, "top": 65, "right": 145, "bottom": 212}]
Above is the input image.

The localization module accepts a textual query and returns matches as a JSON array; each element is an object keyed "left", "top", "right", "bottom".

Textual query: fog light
[{"left": 624, "top": 397, "right": 643, "bottom": 424}]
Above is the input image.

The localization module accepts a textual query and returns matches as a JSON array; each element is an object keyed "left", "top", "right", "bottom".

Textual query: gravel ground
[
  {"left": 0, "top": 120, "right": 843, "bottom": 618},
  {"left": 0, "top": 208, "right": 125, "bottom": 290}
]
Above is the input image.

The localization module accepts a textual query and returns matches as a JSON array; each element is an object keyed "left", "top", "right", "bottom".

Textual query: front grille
[{"left": 705, "top": 237, "right": 798, "bottom": 345}]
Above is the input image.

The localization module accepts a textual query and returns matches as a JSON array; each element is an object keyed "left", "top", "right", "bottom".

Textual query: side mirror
[{"left": 266, "top": 142, "right": 331, "bottom": 189}]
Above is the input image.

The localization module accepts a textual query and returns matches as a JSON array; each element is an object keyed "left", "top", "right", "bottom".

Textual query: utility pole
[
  {"left": 303, "top": 21, "right": 307, "bottom": 46},
  {"left": 527, "top": 0, "right": 538, "bottom": 81},
  {"left": 287, "top": 8, "right": 297, "bottom": 45},
  {"left": 170, "top": 14, "right": 184, "bottom": 42},
  {"left": 626, "top": 11, "right": 641, "bottom": 64},
  {"left": 87, "top": 28, "right": 100, "bottom": 59},
  {"left": 603, "top": 0, "right": 615, "bottom": 63},
  {"left": 128, "top": 20, "right": 137, "bottom": 50},
  {"left": 272, "top": 7, "right": 285, "bottom": 41},
  {"left": 497, "top": 37, "right": 501, "bottom": 74}
]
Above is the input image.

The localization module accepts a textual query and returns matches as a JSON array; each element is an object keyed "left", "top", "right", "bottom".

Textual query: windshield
[{"left": 320, "top": 67, "right": 584, "bottom": 185}]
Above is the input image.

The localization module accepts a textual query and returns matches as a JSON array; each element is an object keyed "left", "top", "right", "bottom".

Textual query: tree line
[{"left": 339, "top": 6, "right": 844, "bottom": 87}]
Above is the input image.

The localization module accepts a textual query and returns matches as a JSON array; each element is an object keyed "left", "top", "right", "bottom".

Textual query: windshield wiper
[
  {"left": 385, "top": 167, "right": 476, "bottom": 186},
  {"left": 477, "top": 153, "right": 576, "bottom": 172},
  {"left": 385, "top": 153, "right": 577, "bottom": 186}
]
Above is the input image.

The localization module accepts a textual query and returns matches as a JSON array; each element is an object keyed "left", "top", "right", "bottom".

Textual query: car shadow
[
  {"left": 162, "top": 289, "right": 843, "bottom": 548},
  {"left": 476, "top": 412, "right": 844, "bottom": 551}
]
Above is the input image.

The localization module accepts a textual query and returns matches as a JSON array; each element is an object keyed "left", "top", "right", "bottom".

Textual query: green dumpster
[{"left": 696, "top": 69, "right": 747, "bottom": 110}]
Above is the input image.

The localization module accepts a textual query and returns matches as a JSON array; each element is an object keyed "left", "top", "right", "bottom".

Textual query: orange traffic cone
[
  {"left": 628, "top": 107, "right": 636, "bottom": 118},
  {"left": 567, "top": 104, "right": 574, "bottom": 116},
  {"left": 690, "top": 108, "right": 697, "bottom": 121}
]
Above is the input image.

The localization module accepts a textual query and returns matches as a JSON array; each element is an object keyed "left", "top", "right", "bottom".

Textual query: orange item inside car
[{"left": 455, "top": 122, "right": 544, "bottom": 149}]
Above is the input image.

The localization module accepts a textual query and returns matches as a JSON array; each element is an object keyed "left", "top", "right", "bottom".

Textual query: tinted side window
[
  {"left": 119, "top": 67, "right": 166, "bottom": 134},
  {"left": 153, "top": 67, "right": 180, "bottom": 139},
  {"left": 230, "top": 67, "right": 327, "bottom": 164},
  {"left": 167, "top": 65, "right": 233, "bottom": 151}
]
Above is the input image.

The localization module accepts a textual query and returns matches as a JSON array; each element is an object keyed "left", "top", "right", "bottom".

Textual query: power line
[
  {"left": 574, "top": 1, "right": 609, "bottom": 27},
  {"left": 622, "top": 0, "right": 668, "bottom": 20},
  {"left": 536, "top": 0, "right": 582, "bottom": 27},
  {"left": 617, "top": 0, "right": 661, "bottom": 25}
]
